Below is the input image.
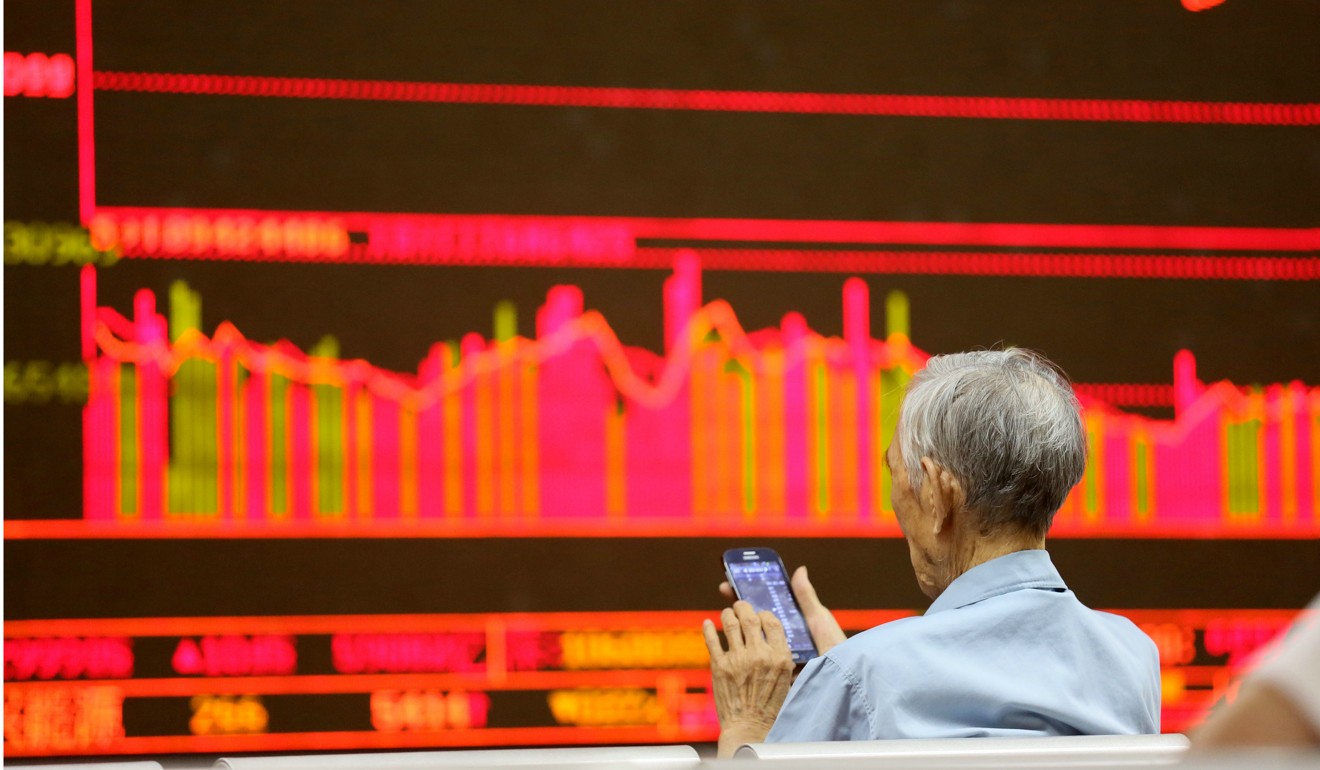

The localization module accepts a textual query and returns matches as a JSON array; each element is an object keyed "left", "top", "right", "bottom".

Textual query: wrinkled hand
[
  {"left": 719, "top": 565, "right": 847, "bottom": 655},
  {"left": 702, "top": 601, "right": 795, "bottom": 757}
]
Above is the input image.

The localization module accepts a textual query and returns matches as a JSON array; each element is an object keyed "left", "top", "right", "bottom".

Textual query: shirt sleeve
[{"left": 765, "top": 655, "right": 873, "bottom": 743}]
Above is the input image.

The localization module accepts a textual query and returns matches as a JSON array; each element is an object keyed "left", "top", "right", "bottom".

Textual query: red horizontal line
[
  {"left": 0, "top": 670, "right": 714, "bottom": 698},
  {"left": 7, "top": 518, "right": 1317, "bottom": 540},
  {"left": 8, "top": 609, "right": 1293, "bottom": 641},
  {"left": 2, "top": 724, "right": 706, "bottom": 757},
  {"left": 91, "top": 71, "right": 1320, "bottom": 126},
  {"left": 3, "top": 610, "right": 738, "bottom": 637},
  {"left": 1115, "top": 609, "right": 1306, "bottom": 625},
  {"left": 1073, "top": 383, "right": 1176, "bottom": 407},
  {"left": 636, "top": 249, "right": 1320, "bottom": 281},
  {"left": 93, "top": 206, "right": 1320, "bottom": 254}
]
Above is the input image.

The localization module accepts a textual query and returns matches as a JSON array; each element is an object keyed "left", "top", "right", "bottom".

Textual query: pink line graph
[{"left": 73, "top": 257, "right": 1320, "bottom": 538}]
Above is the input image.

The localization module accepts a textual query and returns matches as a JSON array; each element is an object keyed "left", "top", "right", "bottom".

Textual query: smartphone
[{"left": 722, "top": 547, "right": 819, "bottom": 665}]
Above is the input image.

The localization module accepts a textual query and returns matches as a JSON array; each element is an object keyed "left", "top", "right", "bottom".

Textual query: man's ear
[{"left": 918, "top": 457, "right": 952, "bottom": 535}]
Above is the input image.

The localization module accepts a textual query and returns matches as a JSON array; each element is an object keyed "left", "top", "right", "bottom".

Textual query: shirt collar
[{"left": 926, "top": 549, "right": 1067, "bottom": 614}]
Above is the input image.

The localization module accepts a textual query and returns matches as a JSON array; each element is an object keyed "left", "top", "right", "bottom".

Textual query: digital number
[
  {"left": 172, "top": 635, "right": 297, "bottom": 677},
  {"left": 547, "top": 688, "right": 664, "bottom": 726},
  {"left": 189, "top": 694, "right": 268, "bottom": 736},
  {"left": 4, "top": 638, "right": 134, "bottom": 681},
  {"left": 3, "top": 52, "right": 75, "bottom": 98},
  {"left": 370, "top": 690, "right": 489, "bottom": 732},
  {"left": 5, "top": 221, "right": 119, "bottom": 267},
  {"left": 4, "top": 362, "right": 89, "bottom": 405}
]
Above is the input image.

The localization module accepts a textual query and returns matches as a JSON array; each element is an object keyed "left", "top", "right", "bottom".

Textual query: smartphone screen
[{"left": 722, "top": 547, "right": 819, "bottom": 664}]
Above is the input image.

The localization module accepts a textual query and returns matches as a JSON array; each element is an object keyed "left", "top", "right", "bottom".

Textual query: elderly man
[{"left": 703, "top": 349, "right": 1161, "bottom": 756}]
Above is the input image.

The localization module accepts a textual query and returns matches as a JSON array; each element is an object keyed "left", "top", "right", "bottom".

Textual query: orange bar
[
  {"left": 871, "top": 371, "right": 889, "bottom": 520},
  {"left": 762, "top": 347, "right": 786, "bottom": 519},
  {"left": 233, "top": 367, "right": 246, "bottom": 521},
  {"left": 1253, "top": 391, "right": 1268, "bottom": 522},
  {"left": 497, "top": 345, "right": 516, "bottom": 517},
  {"left": 808, "top": 346, "right": 830, "bottom": 520},
  {"left": 475, "top": 364, "right": 495, "bottom": 518},
  {"left": 605, "top": 403, "right": 627, "bottom": 519},
  {"left": 690, "top": 348, "right": 710, "bottom": 517},
  {"left": 1312, "top": 394, "right": 1320, "bottom": 524},
  {"left": 400, "top": 405, "right": 418, "bottom": 519},
  {"left": 519, "top": 362, "right": 539, "bottom": 518},
  {"left": 837, "top": 367, "right": 859, "bottom": 519},
  {"left": 485, "top": 616, "right": 507, "bottom": 685},
  {"left": 355, "top": 391, "right": 373, "bottom": 519},
  {"left": 1279, "top": 388, "right": 1296, "bottom": 523},
  {"left": 443, "top": 364, "right": 463, "bottom": 518},
  {"left": 713, "top": 369, "right": 736, "bottom": 517},
  {"left": 308, "top": 382, "right": 320, "bottom": 519}
]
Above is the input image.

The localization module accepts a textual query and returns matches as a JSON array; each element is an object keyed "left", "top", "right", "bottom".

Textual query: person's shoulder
[
  {"left": 1087, "top": 608, "right": 1160, "bottom": 660},
  {"left": 823, "top": 614, "right": 936, "bottom": 668}
]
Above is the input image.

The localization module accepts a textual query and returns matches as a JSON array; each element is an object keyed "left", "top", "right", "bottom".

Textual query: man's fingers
[
  {"left": 733, "top": 601, "right": 763, "bottom": 644},
  {"left": 791, "top": 566, "right": 826, "bottom": 613},
  {"left": 718, "top": 581, "right": 735, "bottom": 601},
  {"left": 759, "top": 610, "right": 790, "bottom": 655},
  {"left": 701, "top": 619, "right": 724, "bottom": 661},
  {"left": 791, "top": 565, "right": 848, "bottom": 655},
  {"left": 721, "top": 607, "right": 743, "bottom": 650}
]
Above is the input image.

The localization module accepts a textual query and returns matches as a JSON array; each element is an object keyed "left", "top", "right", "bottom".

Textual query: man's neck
[{"left": 947, "top": 532, "right": 1045, "bottom": 588}]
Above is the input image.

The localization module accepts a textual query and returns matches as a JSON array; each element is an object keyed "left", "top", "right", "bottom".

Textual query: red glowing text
[
  {"left": 171, "top": 635, "right": 296, "bottom": 677},
  {"left": 4, "top": 52, "right": 75, "bottom": 98},
  {"left": 4, "top": 638, "right": 133, "bottom": 681}
]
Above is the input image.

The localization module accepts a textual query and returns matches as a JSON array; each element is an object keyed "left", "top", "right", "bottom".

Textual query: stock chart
[{"left": 5, "top": 0, "right": 1319, "bottom": 758}]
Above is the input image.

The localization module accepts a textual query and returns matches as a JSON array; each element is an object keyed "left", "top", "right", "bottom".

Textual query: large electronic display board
[{"left": 5, "top": 0, "right": 1319, "bottom": 758}]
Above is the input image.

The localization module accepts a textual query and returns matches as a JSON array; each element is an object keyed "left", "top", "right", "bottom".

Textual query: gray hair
[{"left": 896, "top": 348, "right": 1086, "bottom": 538}]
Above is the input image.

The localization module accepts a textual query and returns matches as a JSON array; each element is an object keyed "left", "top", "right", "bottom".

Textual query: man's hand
[
  {"left": 719, "top": 565, "right": 847, "bottom": 655},
  {"left": 702, "top": 601, "right": 796, "bottom": 758}
]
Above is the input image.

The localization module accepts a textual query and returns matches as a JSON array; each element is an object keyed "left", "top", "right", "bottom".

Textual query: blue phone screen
[{"left": 727, "top": 559, "right": 816, "bottom": 662}]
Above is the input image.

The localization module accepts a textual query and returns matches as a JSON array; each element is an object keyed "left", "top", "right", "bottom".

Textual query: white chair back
[
  {"left": 17, "top": 764, "right": 164, "bottom": 770},
  {"left": 734, "top": 733, "right": 1190, "bottom": 766},
  {"left": 214, "top": 744, "right": 701, "bottom": 770}
]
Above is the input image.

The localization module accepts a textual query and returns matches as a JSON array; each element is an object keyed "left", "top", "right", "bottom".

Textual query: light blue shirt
[{"left": 767, "top": 550, "right": 1161, "bottom": 741}]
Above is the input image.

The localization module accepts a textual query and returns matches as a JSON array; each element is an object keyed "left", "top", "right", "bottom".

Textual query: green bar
[
  {"left": 814, "top": 364, "right": 829, "bottom": 514},
  {"left": 269, "top": 375, "right": 288, "bottom": 515},
  {"left": 1134, "top": 442, "right": 1149, "bottom": 515},
  {"left": 885, "top": 291, "right": 910, "bottom": 338},
  {"left": 168, "top": 280, "right": 210, "bottom": 517},
  {"left": 315, "top": 384, "right": 344, "bottom": 516},
  {"left": 199, "top": 360, "right": 218, "bottom": 515},
  {"left": 119, "top": 366, "right": 137, "bottom": 515},
  {"left": 1226, "top": 420, "right": 1261, "bottom": 516},
  {"left": 494, "top": 301, "right": 517, "bottom": 343},
  {"left": 1243, "top": 420, "right": 1260, "bottom": 514},
  {"left": 876, "top": 366, "right": 909, "bottom": 513},
  {"left": 168, "top": 281, "right": 202, "bottom": 343},
  {"left": 735, "top": 364, "right": 756, "bottom": 513},
  {"left": 309, "top": 335, "right": 343, "bottom": 518},
  {"left": 168, "top": 364, "right": 188, "bottom": 515}
]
